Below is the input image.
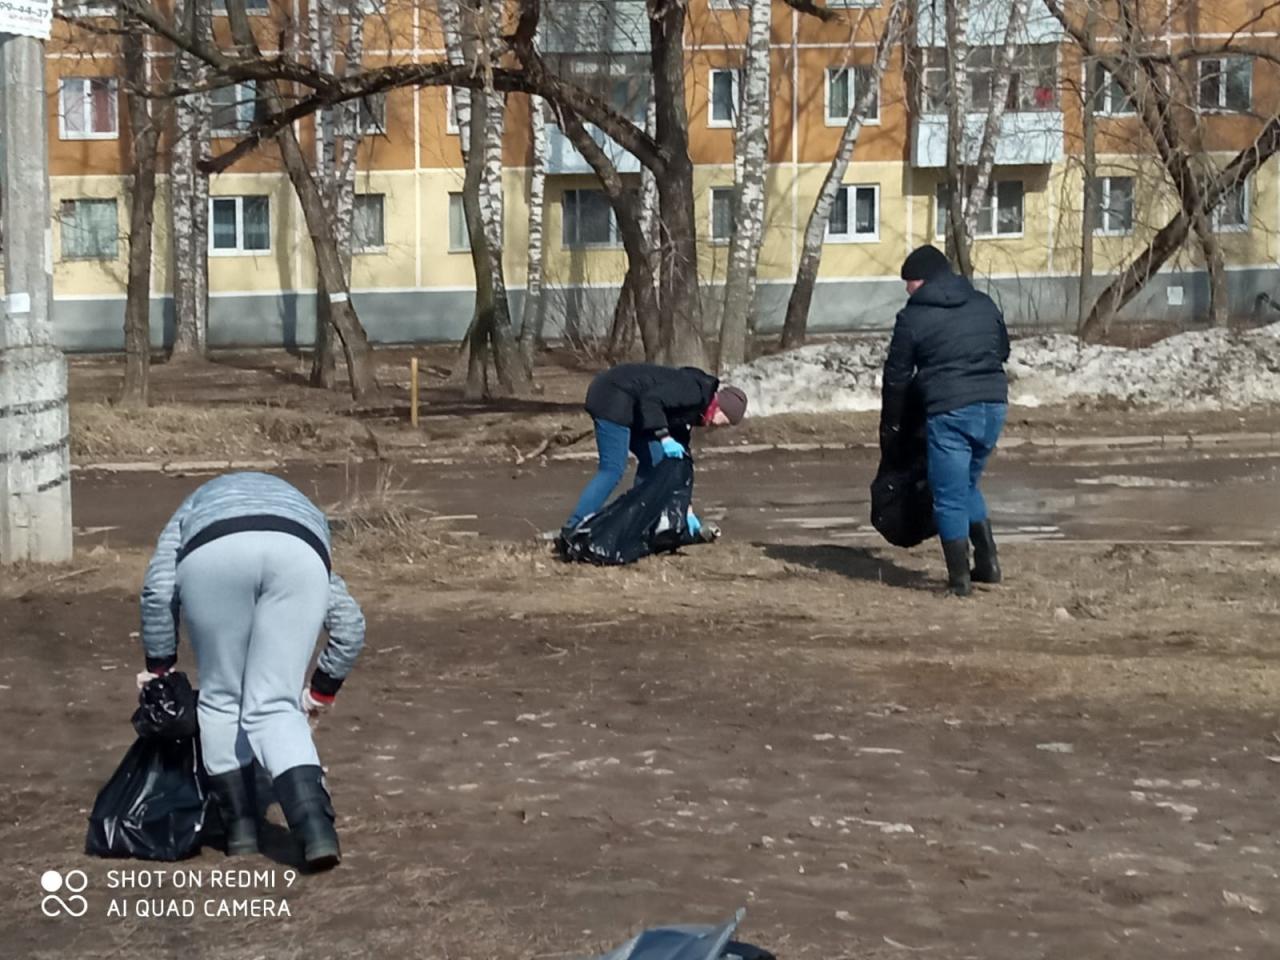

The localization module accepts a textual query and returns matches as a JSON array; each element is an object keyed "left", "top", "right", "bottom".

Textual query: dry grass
[{"left": 70, "top": 402, "right": 373, "bottom": 461}]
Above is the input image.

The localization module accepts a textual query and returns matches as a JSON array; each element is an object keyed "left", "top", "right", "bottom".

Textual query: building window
[
  {"left": 827, "top": 184, "right": 879, "bottom": 241},
  {"left": 213, "top": 0, "right": 269, "bottom": 14},
  {"left": 1090, "top": 176, "right": 1135, "bottom": 235},
  {"left": 1198, "top": 57, "right": 1252, "bottom": 113},
  {"left": 708, "top": 0, "right": 744, "bottom": 9},
  {"left": 357, "top": 94, "right": 386, "bottom": 136},
  {"left": 448, "top": 193, "right": 470, "bottom": 251},
  {"left": 923, "top": 46, "right": 1058, "bottom": 115},
  {"left": 210, "top": 82, "right": 259, "bottom": 137},
  {"left": 825, "top": 0, "right": 880, "bottom": 6},
  {"left": 1212, "top": 180, "right": 1249, "bottom": 233},
  {"left": 935, "top": 180, "right": 1024, "bottom": 238},
  {"left": 1091, "top": 63, "right": 1135, "bottom": 116},
  {"left": 710, "top": 187, "right": 735, "bottom": 244},
  {"left": 60, "top": 198, "right": 117, "bottom": 260},
  {"left": 58, "top": 78, "right": 118, "bottom": 140},
  {"left": 446, "top": 87, "right": 464, "bottom": 136},
  {"left": 562, "top": 188, "right": 619, "bottom": 247},
  {"left": 209, "top": 195, "right": 271, "bottom": 254},
  {"left": 353, "top": 194, "right": 385, "bottom": 251},
  {"left": 826, "top": 66, "right": 879, "bottom": 126},
  {"left": 708, "top": 68, "right": 740, "bottom": 128},
  {"left": 58, "top": 0, "right": 117, "bottom": 16}
]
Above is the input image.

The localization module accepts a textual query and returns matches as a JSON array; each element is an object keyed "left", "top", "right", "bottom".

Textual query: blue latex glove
[
  {"left": 660, "top": 436, "right": 686, "bottom": 459},
  {"left": 685, "top": 508, "right": 702, "bottom": 538}
]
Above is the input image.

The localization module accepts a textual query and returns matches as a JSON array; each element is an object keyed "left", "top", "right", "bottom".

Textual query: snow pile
[{"left": 729, "top": 323, "right": 1280, "bottom": 416}]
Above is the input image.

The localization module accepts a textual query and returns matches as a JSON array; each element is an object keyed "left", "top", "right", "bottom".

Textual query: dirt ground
[
  {"left": 67, "top": 347, "right": 1280, "bottom": 466},
  {"left": 2, "top": 511, "right": 1279, "bottom": 957}
]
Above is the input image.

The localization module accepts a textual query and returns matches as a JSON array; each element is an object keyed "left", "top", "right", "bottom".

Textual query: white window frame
[
  {"left": 935, "top": 180, "right": 1025, "bottom": 240},
  {"left": 826, "top": 183, "right": 880, "bottom": 243},
  {"left": 562, "top": 188, "right": 621, "bottom": 249},
  {"left": 824, "top": 65, "right": 880, "bottom": 128},
  {"left": 353, "top": 194, "right": 386, "bottom": 253},
  {"left": 1091, "top": 63, "right": 1136, "bottom": 117},
  {"left": 710, "top": 186, "right": 735, "bottom": 246},
  {"left": 353, "top": 93, "right": 387, "bottom": 138},
  {"left": 446, "top": 86, "right": 462, "bottom": 136},
  {"left": 208, "top": 195, "right": 272, "bottom": 256},
  {"left": 58, "top": 0, "right": 117, "bottom": 16},
  {"left": 1198, "top": 56, "right": 1252, "bottom": 113},
  {"left": 213, "top": 0, "right": 270, "bottom": 15},
  {"left": 59, "top": 198, "right": 118, "bottom": 261},
  {"left": 708, "top": 0, "right": 745, "bottom": 8},
  {"left": 1211, "top": 178, "right": 1250, "bottom": 234},
  {"left": 448, "top": 193, "right": 470, "bottom": 252},
  {"left": 1091, "top": 176, "right": 1135, "bottom": 237},
  {"left": 210, "top": 81, "right": 258, "bottom": 138},
  {"left": 58, "top": 77, "right": 119, "bottom": 141},
  {"left": 708, "top": 68, "right": 741, "bottom": 129}
]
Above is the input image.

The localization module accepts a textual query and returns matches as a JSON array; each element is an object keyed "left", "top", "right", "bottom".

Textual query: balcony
[
  {"left": 547, "top": 123, "right": 643, "bottom": 175},
  {"left": 911, "top": 110, "right": 1064, "bottom": 167},
  {"left": 915, "top": 0, "right": 1063, "bottom": 47}
]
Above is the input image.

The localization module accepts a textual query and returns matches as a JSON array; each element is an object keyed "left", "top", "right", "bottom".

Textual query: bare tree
[
  {"left": 120, "top": 14, "right": 163, "bottom": 405},
  {"left": 716, "top": 0, "right": 771, "bottom": 371},
  {"left": 169, "top": 0, "right": 210, "bottom": 361},
  {"left": 518, "top": 94, "right": 548, "bottom": 365},
  {"left": 223, "top": 0, "right": 378, "bottom": 399},
  {"left": 779, "top": 0, "right": 907, "bottom": 350}
]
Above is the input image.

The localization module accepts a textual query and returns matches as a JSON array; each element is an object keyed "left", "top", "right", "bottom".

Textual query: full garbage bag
[
  {"left": 85, "top": 672, "right": 211, "bottom": 860},
  {"left": 870, "top": 385, "right": 936, "bottom": 549},
  {"left": 563, "top": 456, "right": 697, "bottom": 566}
]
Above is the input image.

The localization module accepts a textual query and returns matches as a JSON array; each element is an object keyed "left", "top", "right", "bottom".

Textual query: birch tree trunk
[
  {"left": 224, "top": 0, "right": 378, "bottom": 399},
  {"left": 716, "top": 0, "right": 771, "bottom": 371},
  {"left": 962, "top": 0, "right": 1028, "bottom": 243},
  {"left": 309, "top": 0, "right": 339, "bottom": 387},
  {"left": 518, "top": 95, "right": 547, "bottom": 364},
  {"left": 170, "top": 0, "right": 210, "bottom": 360},
  {"left": 943, "top": 0, "right": 973, "bottom": 278},
  {"left": 1078, "top": 4, "right": 1099, "bottom": 336},
  {"left": 779, "top": 0, "right": 906, "bottom": 350},
  {"left": 121, "top": 20, "right": 161, "bottom": 406}
]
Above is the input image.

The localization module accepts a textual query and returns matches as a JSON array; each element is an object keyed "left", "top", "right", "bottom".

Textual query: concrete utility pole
[{"left": 0, "top": 32, "right": 73, "bottom": 564}]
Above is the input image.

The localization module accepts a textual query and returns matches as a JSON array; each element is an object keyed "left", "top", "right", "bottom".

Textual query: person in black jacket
[
  {"left": 560, "top": 363, "right": 748, "bottom": 539},
  {"left": 880, "top": 245, "right": 1011, "bottom": 596}
]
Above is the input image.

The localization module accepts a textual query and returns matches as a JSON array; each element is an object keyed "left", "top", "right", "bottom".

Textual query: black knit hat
[{"left": 900, "top": 244, "right": 952, "bottom": 282}]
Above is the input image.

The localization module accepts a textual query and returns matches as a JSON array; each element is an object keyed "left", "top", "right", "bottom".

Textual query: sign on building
[{"left": 0, "top": 0, "right": 55, "bottom": 39}]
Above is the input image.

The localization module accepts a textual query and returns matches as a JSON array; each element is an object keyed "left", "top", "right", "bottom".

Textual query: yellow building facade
[{"left": 38, "top": 0, "right": 1280, "bottom": 349}]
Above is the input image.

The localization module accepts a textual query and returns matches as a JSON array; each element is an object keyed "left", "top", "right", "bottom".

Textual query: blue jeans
[
  {"left": 564, "top": 418, "right": 664, "bottom": 530},
  {"left": 926, "top": 402, "right": 1007, "bottom": 543}
]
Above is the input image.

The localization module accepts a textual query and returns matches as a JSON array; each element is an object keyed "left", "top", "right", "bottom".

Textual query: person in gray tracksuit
[{"left": 139, "top": 471, "right": 366, "bottom": 870}]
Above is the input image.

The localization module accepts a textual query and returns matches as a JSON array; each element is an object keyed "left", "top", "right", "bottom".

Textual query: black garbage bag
[
  {"left": 871, "top": 386, "right": 936, "bottom": 549},
  {"left": 86, "top": 672, "right": 211, "bottom": 860},
  {"left": 132, "top": 671, "right": 199, "bottom": 739},
  {"left": 564, "top": 456, "right": 696, "bottom": 566}
]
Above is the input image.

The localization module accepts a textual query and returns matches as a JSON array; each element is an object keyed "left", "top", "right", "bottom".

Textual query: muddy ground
[{"left": 2, "top": 457, "right": 1279, "bottom": 958}]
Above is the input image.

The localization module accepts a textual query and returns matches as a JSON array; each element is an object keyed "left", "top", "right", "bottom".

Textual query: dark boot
[
  {"left": 941, "top": 538, "right": 972, "bottom": 597},
  {"left": 273, "top": 765, "right": 341, "bottom": 871},
  {"left": 970, "top": 519, "right": 1002, "bottom": 584},
  {"left": 207, "top": 766, "right": 259, "bottom": 855}
]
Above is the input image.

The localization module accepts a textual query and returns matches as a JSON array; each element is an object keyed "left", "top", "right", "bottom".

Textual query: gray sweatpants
[{"left": 175, "top": 531, "right": 330, "bottom": 778}]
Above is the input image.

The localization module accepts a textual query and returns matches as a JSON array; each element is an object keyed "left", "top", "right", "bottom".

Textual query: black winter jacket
[
  {"left": 881, "top": 272, "right": 1010, "bottom": 430},
  {"left": 585, "top": 364, "right": 719, "bottom": 441}
]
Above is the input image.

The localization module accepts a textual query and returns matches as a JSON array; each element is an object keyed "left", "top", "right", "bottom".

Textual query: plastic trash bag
[
  {"left": 85, "top": 672, "right": 211, "bottom": 861},
  {"left": 132, "top": 670, "right": 199, "bottom": 740},
  {"left": 871, "top": 386, "right": 936, "bottom": 549},
  {"left": 590, "top": 909, "right": 774, "bottom": 960},
  {"left": 563, "top": 457, "right": 697, "bottom": 566}
]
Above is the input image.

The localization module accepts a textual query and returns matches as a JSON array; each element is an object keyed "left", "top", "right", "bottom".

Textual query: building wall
[{"left": 31, "top": 0, "right": 1280, "bottom": 351}]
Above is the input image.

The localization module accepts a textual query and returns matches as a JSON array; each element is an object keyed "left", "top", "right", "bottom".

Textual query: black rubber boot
[
  {"left": 970, "top": 519, "right": 1002, "bottom": 584},
  {"left": 207, "top": 766, "right": 260, "bottom": 855},
  {"left": 941, "top": 538, "right": 973, "bottom": 597},
  {"left": 273, "top": 765, "right": 341, "bottom": 871}
]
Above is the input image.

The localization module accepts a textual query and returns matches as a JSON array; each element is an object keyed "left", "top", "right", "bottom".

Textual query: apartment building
[{"left": 38, "top": 0, "right": 1280, "bottom": 350}]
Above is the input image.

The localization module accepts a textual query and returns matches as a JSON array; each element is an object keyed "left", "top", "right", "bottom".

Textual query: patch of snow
[{"left": 729, "top": 323, "right": 1280, "bottom": 416}]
